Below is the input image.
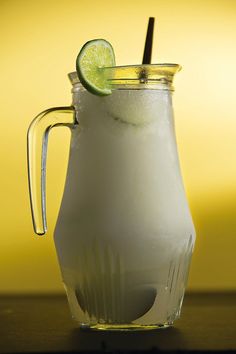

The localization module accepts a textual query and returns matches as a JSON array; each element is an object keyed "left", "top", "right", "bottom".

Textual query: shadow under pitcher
[{"left": 27, "top": 64, "right": 196, "bottom": 331}]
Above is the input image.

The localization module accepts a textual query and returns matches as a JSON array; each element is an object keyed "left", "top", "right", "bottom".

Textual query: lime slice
[{"left": 76, "top": 39, "right": 115, "bottom": 96}]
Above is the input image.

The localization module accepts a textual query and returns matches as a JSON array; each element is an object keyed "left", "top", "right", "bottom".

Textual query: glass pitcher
[{"left": 27, "top": 64, "right": 196, "bottom": 330}]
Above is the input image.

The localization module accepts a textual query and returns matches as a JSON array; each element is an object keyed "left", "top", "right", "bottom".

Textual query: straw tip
[{"left": 142, "top": 17, "right": 155, "bottom": 65}]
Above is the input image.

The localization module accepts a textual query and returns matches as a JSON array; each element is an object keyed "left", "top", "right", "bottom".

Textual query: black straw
[{"left": 142, "top": 17, "right": 155, "bottom": 64}]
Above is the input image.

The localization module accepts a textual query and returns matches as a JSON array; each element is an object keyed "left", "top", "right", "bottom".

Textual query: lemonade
[
  {"left": 54, "top": 83, "right": 195, "bottom": 328},
  {"left": 27, "top": 37, "right": 196, "bottom": 329}
]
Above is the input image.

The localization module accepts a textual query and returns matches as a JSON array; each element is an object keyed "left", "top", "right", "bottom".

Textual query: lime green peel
[{"left": 76, "top": 39, "right": 115, "bottom": 96}]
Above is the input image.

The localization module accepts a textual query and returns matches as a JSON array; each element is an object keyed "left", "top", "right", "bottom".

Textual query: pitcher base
[{"left": 79, "top": 322, "right": 172, "bottom": 331}]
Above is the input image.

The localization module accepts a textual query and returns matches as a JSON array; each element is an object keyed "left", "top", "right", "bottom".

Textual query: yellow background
[{"left": 0, "top": 0, "right": 235, "bottom": 293}]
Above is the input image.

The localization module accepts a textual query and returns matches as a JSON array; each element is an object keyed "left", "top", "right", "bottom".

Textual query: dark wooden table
[{"left": 0, "top": 293, "right": 235, "bottom": 353}]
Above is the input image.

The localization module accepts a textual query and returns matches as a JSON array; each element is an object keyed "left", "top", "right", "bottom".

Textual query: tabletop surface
[{"left": 0, "top": 292, "right": 235, "bottom": 353}]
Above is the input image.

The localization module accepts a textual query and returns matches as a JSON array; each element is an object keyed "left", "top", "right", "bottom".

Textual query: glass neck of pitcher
[{"left": 68, "top": 63, "right": 181, "bottom": 92}]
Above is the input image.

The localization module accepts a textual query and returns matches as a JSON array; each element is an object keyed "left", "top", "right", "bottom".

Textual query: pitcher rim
[{"left": 68, "top": 63, "right": 181, "bottom": 91}]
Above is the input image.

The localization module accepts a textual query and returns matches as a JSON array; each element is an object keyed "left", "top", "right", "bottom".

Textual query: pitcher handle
[{"left": 27, "top": 106, "right": 77, "bottom": 235}]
